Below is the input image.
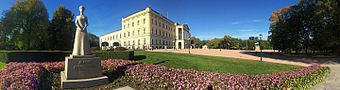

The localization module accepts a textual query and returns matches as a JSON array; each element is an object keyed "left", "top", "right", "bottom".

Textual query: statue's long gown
[{"left": 72, "top": 16, "right": 91, "bottom": 55}]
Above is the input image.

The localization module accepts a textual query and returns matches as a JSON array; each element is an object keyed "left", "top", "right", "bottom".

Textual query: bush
[
  {"left": 0, "top": 51, "right": 70, "bottom": 63},
  {"left": 95, "top": 51, "right": 134, "bottom": 60},
  {"left": 114, "top": 47, "right": 128, "bottom": 51},
  {"left": 0, "top": 50, "right": 135, "bottom": 63}
]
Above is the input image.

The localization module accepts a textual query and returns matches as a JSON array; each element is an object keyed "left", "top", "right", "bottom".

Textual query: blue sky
[{"left": 0, "top": 0, "right": 298, "bottom": 40}]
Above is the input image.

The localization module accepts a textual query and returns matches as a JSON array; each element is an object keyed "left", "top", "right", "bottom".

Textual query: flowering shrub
[
  {"left": 105, "top": 60, "right": 330, "bottom": 90},
  {"left": 0, "top": 62, "right": 44, "bottom": 90},
  {"left": 0, "top": 59, "right": 330, "bottom": 90}
]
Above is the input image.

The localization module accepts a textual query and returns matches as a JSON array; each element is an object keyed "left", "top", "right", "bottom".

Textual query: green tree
[
  {"left": 190, "top": 36, "right": 204, "bottom": 48},
  {"left": 1, "top": 0, "right": 49, "bottom": 50},
  {"left": 269, "top": 0, "right": 340, "bottom": 54},
  {"left": 207, "top": 38, "right": 223, "bottom": 49},
  {"left": 222, "top": 35, "right": 232, "bottom": 49},
  {"left": 88, "top": 33, "right": 99, "bottom": 48},
  {"left": 48, "top": 5, "right": 75, "bottom": 50}
]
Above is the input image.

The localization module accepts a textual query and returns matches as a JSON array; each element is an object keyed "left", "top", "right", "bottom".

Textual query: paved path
[
  {"left": 115, "top": 86, "right": 135, "bottom": 90},
  {"left": 312, "top": 65, "right": 340, "bottom": 90},
  {"left": 150, "top": 49, "right": 340, "bottom": 90}
]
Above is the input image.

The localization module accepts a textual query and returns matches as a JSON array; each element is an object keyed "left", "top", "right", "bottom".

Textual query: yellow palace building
[{"left": 99, "top": 7, "right": 191, "bottom": 50}]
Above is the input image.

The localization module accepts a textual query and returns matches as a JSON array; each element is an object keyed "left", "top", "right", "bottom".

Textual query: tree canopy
[
  {"left": 1, "top": 0, "right": 49, "bottom": 50},
  {"left": 48, "top": 5, "right": 76, "bottom": 50},
  {"left": 194, "top": 35, "right": 271, "bottom": 50},
  {"left": 0, "top": 0, "right": 100, "bottom": 50},
  {"left": 269, "top": 0, "right": 340, "bottom": 54}
]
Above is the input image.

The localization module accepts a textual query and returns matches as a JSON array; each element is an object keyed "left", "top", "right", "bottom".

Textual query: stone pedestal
[{"left": 61, "top": 55, "right": 108, "bottom": 89}]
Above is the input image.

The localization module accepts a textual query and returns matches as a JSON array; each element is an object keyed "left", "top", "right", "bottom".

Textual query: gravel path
[
  {"left": 150, "top": 49, "right": 340, "bottom": 90},
  {"left": 312, "top": 65, "right": 340, "bottom": 90}
]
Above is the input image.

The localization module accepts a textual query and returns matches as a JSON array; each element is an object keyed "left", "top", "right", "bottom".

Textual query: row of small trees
[
  {"left": 269, "top": 0, "right": 340, "bottom": 54},
  {"left": 191, "top": 35, "right": 271, "bottom": 50},
  {"left": 0, "top": 0, "right": 98, "bottom": 50}
]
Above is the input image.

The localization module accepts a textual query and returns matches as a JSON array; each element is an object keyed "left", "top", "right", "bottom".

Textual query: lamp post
[
  {"left": 188, "top": 38, "right": 191, "bottom": 54},
  {"left": 172, "top": 40, "right": 175, "bottom": 50},
  {"left": 259, "top": 34, "right": 263, "bottom": 62}
]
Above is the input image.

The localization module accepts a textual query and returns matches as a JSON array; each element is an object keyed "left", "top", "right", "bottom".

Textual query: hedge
[
  {"left": 95, "top": 51, "right": 134, "bottom": 60},
  {"left": 0, "top": 51, "right": 70, "bottom": 63},
  {"left": 0, "top": 50, "right": 135, "bottom": 63}
]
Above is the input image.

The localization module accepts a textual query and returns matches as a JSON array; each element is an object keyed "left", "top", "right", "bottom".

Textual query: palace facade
[{"left": 99, "top": 7, "right": 191, "bottom": 50}]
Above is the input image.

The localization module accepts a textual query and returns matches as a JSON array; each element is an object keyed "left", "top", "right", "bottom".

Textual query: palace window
[
  {"left": 143, "top": 19, "right": 146, "bottom": 24},
  {"left": 137, "top": 20, "right": 139, "bottom": 25},
  {"left": 155, "top": 20, "right": 157, "bottom": 25},
  {"left": 151, "top": 39, "right": 153, "bottom": 44},
  {"left": 128, "top": 32, "right": 130, "bottom": 37},
  {"left": 138, "top": 30, "right": 140, "bottom": 35},
  {"left": 151, "top": 19, "right": 153, "bottom": 24},
  {"left": 156, "top": 30, "right": 158, "bottom": 35},
  {"left": 152, "top": 28, "right": 154, "bottom": 34},
  {"left": 138, "top": 39, "right": 140, "bottom": 45},
  {"left": 132, "top": 22, "right": 134, "bottom": 27},
  {"left": 143, "top": 28, "right": 146, "bottom": 34},
  {"left": 144, "top": 38, "right": 146, "bottom": 44}
]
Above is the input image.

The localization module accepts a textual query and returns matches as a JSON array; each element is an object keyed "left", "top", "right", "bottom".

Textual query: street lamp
[
  {"left": 172, "top": 40, "right": 175, "bottom": 50},
  {"left": 259, "top": 34, "right": 263, "bottom": 62},
  {"left": 188, "top": 38, "right": 191, "bottom": 54}
]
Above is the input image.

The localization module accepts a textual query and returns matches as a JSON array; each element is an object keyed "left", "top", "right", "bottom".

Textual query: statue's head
[{"left": 79, "top": 5, "right": 85, "bottom": 13}]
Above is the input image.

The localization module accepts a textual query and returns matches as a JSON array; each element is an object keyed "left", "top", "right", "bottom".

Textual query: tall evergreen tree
[{"left": 48, "top": 5, "right": 75, "bottom": 50}]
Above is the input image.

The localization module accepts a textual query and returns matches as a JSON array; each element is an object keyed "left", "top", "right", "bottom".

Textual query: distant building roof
[
  {"left": 100, "top": 29, "right": 121, "bottom": 36},
  {"left": 123, "top": 7, "right": 175, "bottom": 23}
]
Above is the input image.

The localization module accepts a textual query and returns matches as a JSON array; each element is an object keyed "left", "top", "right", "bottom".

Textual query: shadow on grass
[
  {"left": 104, "top": 63, "right": 141, "bottom": 82},
  {"left": 242, "top": 52, "right": 340, "bottom": 64},
  {"left": 154, "top": 60, "right": 169, "bottom": 65},
  {"left": 133, "top": 55, "right": 146, "bottom": 60}
]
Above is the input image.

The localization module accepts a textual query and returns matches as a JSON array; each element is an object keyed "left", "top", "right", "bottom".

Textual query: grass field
[
  {"left": 135, "top": 51, "right": 300, "bottom": 74},
  {"left": 0, "top": 62, "right": 5, "bottom": 69}
]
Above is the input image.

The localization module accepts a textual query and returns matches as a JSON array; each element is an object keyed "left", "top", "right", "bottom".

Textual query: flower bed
[
  {"left": 107, "top": 60, "right": 330, "bottom": 90},
  {"left": 0, "top": 60, "right": 330, "bottom": 89},
  {"left": 0, "top": 62, "right": 44, "bottom": 90}
]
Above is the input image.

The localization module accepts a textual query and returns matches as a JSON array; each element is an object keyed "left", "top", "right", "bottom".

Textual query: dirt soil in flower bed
[{"left": 0, "top": 59, "right": 330, "bottom": 90}]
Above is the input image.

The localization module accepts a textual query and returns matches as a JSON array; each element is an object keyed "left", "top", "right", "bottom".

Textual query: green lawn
[
  {"left": 135, "top": 51, "right": 300, "bottom": 74},
  {"left": 0, "top": 62, "right": 5, "bottom": 69}
]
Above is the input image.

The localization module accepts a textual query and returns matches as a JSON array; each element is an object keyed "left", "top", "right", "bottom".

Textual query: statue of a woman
[{"left": 72, "top": 5, "right": 91, "bottom": 55}]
